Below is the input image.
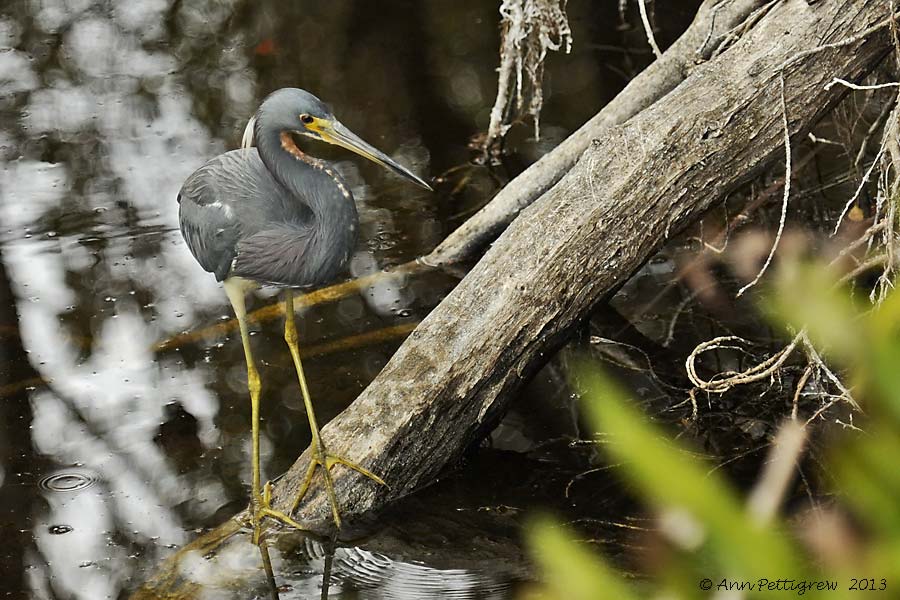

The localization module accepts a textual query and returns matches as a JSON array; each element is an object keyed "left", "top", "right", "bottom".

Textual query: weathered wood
[
  {"left": 422, "top": 0, "right": 770, "bottom": 267},
  {"left": 273, "top": 0, "right": 892, "bottom": 529}
]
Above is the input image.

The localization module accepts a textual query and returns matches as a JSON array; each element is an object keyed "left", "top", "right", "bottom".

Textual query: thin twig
[
  {"left": 685, "top": 333, "right": 802, "bottom": 394},
  {"left": 799, "top": 333, "right": 859, "bottom": 410},
  {"left": 637, "top": 0, "right": 662, "bottom": 59},
  {"left": 804, "top": 396, "right": 842, "bottom": 426},
  {"left": 736, "top": 75, "right": 791, "bottom": 297},
  {"left": 663, "top": 286, "right": 704, "bottom": 347},
  {"left": 591, "top": 336, "right": 688, "bottom": 392},
  {"left": 746, "top": 420, "right": 807, "bottom": 523},
  {"left": 833, "top": 143, "right": 885, "bottom": 234},
  {"left": 830, "top": 221, "right": 886, "bottom": 265},
  {"left": 854, "top": 99, "right": 895, "bottom": 170},
  {"left": 790, "top": 365, "right": 813, "bottom": 421},
  {"left": 807, "top": 132, "right": 843, "bottom": 147},
  {"left": 837, "top": 253, "right": 890, "bottom": 285},
  {"left": 825, "top": 78, "right": 900, "bottom": 92}
]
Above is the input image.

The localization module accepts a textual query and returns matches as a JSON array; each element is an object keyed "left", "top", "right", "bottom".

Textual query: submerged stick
[{"left": 153, "top": 261, "right": 426, "bottom": 353}]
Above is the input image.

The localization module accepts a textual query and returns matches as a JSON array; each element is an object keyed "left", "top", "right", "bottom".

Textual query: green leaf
[
  {"left": 764, "top": 262, "right": 863, "bottom": 364},
  {"left": 830, "top": 424, "right": 900, "bottom": 533},
  {"left": 867, "top": 303, "right": 900, "bottom": 423},
  {"left": 578, "top": 369, "right": 802, "bottom": 578},
  {"left": 528, "top": 516, "right": 638, "bottom": 600}
]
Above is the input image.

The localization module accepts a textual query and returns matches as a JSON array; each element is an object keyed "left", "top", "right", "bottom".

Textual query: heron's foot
[
  {"left": 292, "top": 440, "right": 386, "bottom": 529},
  {"left": 250, "top": 482, "right": 308, "bottom": 545}
]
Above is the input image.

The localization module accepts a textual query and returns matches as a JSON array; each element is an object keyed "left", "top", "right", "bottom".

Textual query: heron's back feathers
[{"left": 177, "top": 147, "right": 355, "bottom": 287}]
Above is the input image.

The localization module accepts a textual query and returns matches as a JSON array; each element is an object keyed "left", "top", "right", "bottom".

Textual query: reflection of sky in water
[
  {"left": 2, "top": 2, "right": 231, "bottom": 595},
  {"left": 1, "top": 0, "right": 462, "bottom": 595}
]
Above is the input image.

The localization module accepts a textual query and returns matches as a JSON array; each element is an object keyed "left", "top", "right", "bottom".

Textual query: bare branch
[{"left": 638, "top": 0, "right": 663, "bottom": 59}]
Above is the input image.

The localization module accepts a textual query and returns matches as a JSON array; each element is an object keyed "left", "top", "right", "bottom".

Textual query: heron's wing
[
  {"left": 177, "top": 149, "right": 286, "bottom": 281},
  {"left": 231, "top": 224, "right": 319, "bottom": 287},
  {"left": 229, "top": 165, "right": 356, "bottom": 287}
]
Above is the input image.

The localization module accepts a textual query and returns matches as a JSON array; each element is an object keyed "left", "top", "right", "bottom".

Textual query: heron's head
[{"left": 255, "top": 88, "right": 432, "bottom": 191}]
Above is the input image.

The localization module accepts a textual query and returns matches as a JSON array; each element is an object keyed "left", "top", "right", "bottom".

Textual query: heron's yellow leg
[
  {"left": 224, "top": 278, "right": 308, "bottom": 543},
  {"left": 258, "top": 538, "right": 279, "bottom": 600},
  {"left": 283, "top": 290, "right": 386, "bottom": 528}
]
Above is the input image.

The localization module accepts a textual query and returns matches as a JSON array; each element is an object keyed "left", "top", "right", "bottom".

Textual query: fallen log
[{"left": 135, "top": 0, "right": 893, "bottom": 595}]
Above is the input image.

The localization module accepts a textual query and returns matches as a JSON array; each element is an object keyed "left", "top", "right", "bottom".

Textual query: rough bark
[
  {"left": 273, "top": 0, "right": 892, "bottom": 528},
  {"left": 422, "top": 0, "right": 769, "bottom": 267}
]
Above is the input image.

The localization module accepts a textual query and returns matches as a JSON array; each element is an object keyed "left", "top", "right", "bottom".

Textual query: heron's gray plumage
[{"left": 178, "top": 89, "right": 358, "bottom": 287}]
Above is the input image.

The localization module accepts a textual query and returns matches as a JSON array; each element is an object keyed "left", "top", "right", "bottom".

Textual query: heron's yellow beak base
[{"left": 304, "top": 118, "right": 432, "bottom": 191}]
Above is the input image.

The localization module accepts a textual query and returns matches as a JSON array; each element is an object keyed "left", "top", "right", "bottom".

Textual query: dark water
[{"left": 0, "top": 1, "right": 712, "bottom": 598}]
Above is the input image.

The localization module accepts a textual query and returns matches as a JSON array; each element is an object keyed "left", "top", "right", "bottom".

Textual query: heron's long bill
[{"left": 320, "top": 121, "right": 433, "bottom": 191}]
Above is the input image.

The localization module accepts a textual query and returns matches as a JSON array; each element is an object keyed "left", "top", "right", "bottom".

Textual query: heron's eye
[{"left": 300, "top": 114, "right": 314, "bottom": 125}]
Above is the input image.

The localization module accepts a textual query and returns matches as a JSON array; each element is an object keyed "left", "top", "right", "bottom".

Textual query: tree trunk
[{"left": 135, "top": 0, "right": 893, "bottom": 594}]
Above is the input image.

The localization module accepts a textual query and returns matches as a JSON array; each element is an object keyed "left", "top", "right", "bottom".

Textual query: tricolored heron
[{"left": 177, "top": 88, "right": 431, "bottom": 542}]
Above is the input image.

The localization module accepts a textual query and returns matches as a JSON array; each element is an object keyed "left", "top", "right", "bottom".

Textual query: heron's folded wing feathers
[
  {"left": 232, "top": 224, "right": 317, "bottom": 287},
  {"left": 178, "top": 195, "right": 240, "bottom": 281},
  {"left": 177, "top": 150, "right": 273, "bottom": 281}
]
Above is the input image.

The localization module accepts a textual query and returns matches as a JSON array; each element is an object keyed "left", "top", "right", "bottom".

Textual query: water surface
[{"left": 0, "top": 1, "right": 705, "bottom": 597}]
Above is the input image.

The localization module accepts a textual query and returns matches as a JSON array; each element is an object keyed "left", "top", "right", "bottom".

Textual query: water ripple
[
  {"left": 38, "top": 469, "right": 99, "bottom": 493},
  {"left": 291, "top": 538, "right": 515, "bottom": 600}
]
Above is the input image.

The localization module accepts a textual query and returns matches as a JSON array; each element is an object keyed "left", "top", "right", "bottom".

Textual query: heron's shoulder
[
  {"left": 178, "top": 148, "right": 271, "bottom": 206},
  {"left": 186, "top": 148, "right": 261, "bottom": 181}
]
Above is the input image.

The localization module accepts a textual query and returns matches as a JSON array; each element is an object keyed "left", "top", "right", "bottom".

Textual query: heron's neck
[{"left": 255, "top": 126, "right": 358, "bottom": 248}]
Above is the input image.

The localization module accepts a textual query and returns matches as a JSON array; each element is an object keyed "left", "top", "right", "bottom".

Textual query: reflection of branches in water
[
  {"left": 0, "top": 255, "right": 428, "bottom": 399},
  {"left": 136, "top": 449, "right": 548, "bottom": 599},
  {"left": 0, "top": 307, "right": 421, "bottom": 572},
  {"left": 23, "top": 545, "right": 60, "bottom": 600},
  {"left": 0, "top": 249, "right": 49, "bottom": 598},
  {"left": 0, "top": 320, "right": 421, "bottom": 401},
  {"left": 367, "top": 1, "right": 477, "bottom": 170},
  {"left": 32, "top": 382, "right": 191, "bottom": 522},
  {"left": 0, "top": 0, "right": 249, "bottom": 365}
]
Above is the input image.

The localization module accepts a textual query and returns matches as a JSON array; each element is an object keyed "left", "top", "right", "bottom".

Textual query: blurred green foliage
[{"left": 526, "top": 261, "right": 900, "bottom": 599}]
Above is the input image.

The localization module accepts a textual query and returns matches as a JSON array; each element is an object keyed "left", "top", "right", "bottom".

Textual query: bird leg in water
[
  {"left": 283, "top": 289, "right": 386, "bottom": 527},
  {"left": 224, "top": 278, "right": 307, "bottom": 544}
]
